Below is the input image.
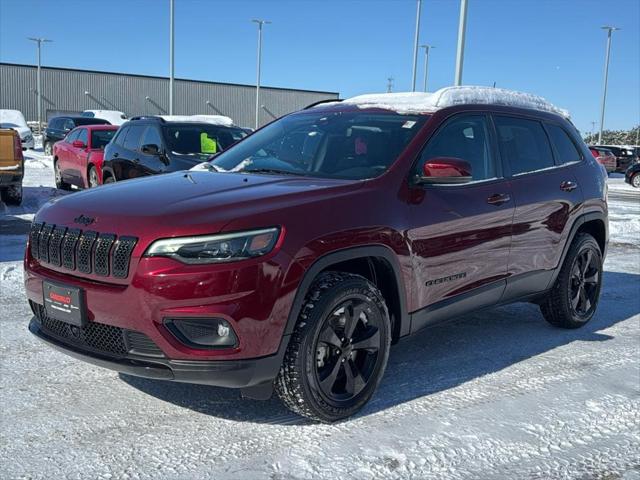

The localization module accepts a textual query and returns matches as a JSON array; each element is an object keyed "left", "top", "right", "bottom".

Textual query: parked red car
[
  {"left": 53, "top": 125, "right": 119, "bottom": 189},
  {"left": 25, "top": 87, "right": 608, "bottom": 422},
  {"left": 588, "top": 146, "right": 617, "bottom": 174}
]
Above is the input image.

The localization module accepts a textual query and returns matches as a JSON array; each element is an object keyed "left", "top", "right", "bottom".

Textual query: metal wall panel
[{"left": 0, "top": 63, "right": 338, "bottom": 128}]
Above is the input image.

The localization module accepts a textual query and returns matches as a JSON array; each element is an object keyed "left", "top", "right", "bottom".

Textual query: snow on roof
[
  {"left": 330, "top": 86, "right": 570, "bottom": 118},
  {"left": 0, "top": 109, "right": 28, "bottom": 127},
  {"left": 158, "top": 114, "right": 234, "bottom": 127}
]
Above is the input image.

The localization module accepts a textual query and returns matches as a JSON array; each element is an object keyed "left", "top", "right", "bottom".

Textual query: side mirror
[
  {"left": 141, "top": 143, "right": 160, "bottom": 155},
  {"left": 418, "top": 157, "right": 472, "bottom": 184},
  {"left": 72, "top": 140, "right": 86, "bottom": 149}
]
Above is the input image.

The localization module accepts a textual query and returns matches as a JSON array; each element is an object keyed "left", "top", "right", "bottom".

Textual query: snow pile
[
  {"left": 159, "top": 114, "right": 234, "bottom": 127},
  {"left": 607, "top": 176, "right": 640, "bottom": 246},
  {"left": 334, "top": 86, "right": 570, "bottom": 117}
]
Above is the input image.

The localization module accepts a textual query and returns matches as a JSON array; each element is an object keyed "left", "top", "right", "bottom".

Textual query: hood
[
  {"left": 35, "top": 171, "right": 362, "bottom": 237},
  {"left": 15, "top": 126, "right": 32, "bottom": 139}
]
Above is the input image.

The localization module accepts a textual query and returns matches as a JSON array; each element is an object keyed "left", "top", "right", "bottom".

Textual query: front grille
[
  {"left": 32, "top": 302, "right": 164, "bottom": 358},
  {"left": 30, "top": 221, "right": 137, "bottom": 279}
]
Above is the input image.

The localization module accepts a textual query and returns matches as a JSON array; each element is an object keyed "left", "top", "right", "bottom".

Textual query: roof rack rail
[
  {"left": 129, "top": 115, "right": 165, "bottom": 122},
  {"left": 304, "top": 99, "right": 342, "bottom": 109}
]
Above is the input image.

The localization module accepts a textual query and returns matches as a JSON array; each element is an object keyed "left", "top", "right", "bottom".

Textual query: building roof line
[{"left": 0, "top": 62, "right": 339, "bottom": 96}]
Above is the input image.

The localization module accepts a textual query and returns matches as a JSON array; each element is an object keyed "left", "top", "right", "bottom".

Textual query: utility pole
[
  {"left": 252, "top": 19, "right": 271, "bottom": 129},
  {"left": 411, "top": 0, "right": 422, "bottom": 92},
  {"left": 387, "top": 77, "right": 394, "bottom": 93},
  {"left": 27, "top": 37, "right": 52, "bottom": 134},
  {"left": 169, "top": 0, "right": 175, "bottom": 115},
  {"left": 598, "top": 26, "right": 619, "bottom": 144},
  {"left": 420, "top": 45, "right": 434, "bottom": 92},
  {"left": 454, "top": 0, "right": 468, "bottom": 86}
]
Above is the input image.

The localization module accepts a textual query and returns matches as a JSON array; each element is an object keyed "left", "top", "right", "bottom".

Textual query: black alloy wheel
[{"left": 314, "top": 298, "right": 383, "bottom": 403}]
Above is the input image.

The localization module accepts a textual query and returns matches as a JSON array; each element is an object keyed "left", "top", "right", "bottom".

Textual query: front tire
[
  {"left": 540, "top": 233, "right": 603, "bottom": 329},
  {"left": 276, "top": 272, "right": 391, "bottom": 422},
  {"left": 44, "top": 142, "right": 52, "bottom": 156},
  {"left": 632, "top": 173, "right": 640, "bottom": 188}
]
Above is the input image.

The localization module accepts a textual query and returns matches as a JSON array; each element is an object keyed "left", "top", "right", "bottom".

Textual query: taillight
[{"left": 13, "top": 134, "right": 23, "bottom": 161}]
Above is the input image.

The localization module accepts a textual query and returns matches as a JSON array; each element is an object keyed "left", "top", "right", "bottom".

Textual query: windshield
[
  {"left": 91, "top": 129, "right": 116, "bottom": 149},
  {"left": 164, "top": 125, "right": 247, "bottom": 155},
  {"left": 210, "top": 111, "right": 427, "bottom": 180}
]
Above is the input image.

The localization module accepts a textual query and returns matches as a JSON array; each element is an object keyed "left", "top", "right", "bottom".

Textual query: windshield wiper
[{"left": 241, "top": 168, "right": 305, "bottom": 176}]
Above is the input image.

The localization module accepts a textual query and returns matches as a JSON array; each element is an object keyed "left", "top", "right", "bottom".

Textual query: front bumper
[{"left": 29, "top": 316, "right": 287, "bottom": 389}]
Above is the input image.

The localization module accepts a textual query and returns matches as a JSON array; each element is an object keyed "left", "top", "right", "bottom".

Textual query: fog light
[{"left": 165, "top": 318, "right": 238, "bottom": 349}]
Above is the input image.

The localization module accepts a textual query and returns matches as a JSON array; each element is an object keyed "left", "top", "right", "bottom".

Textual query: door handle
[
  {"left": 560, "top": 181, "right": 578, "bottom": 192},
  {"left": 486, "top": 193, "right": 511, "bottom": 206}
]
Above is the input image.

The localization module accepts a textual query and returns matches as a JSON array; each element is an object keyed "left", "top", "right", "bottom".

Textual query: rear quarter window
[{"left": 546, "top": 124, "right": 582, "bottom": 164}]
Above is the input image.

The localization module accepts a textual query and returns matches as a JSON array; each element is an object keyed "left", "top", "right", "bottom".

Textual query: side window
[
  {"left": 65, "top": 129, "right": 80, "bottom": 143},
  {"left": 417, "top": 114, "right": 497, "bottom": 182},
  {"left": 140, "top": 126, "right": 162, "bottom": 149},
  {"left": 48, "top": 119, "right": 59, "bottom": 129},
  {"left": 76, "top": 128, "right": 88, "bottom": 145},
  {"left": 123, "top": 125, "right": 145, "bottom": 151},
  {"left": 114, "top": 127, "right": 128, "bottom": 147},
  {"left": 546, "top": 124, "right": 582, "bottom": 164},
  {"left": 494, "top": 116, "right": 554, "bottom": 175}
]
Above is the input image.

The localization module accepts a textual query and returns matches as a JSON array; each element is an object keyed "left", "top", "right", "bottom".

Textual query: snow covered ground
[{"left": 0, "top": 150, "right": 638, "bottom": 479}]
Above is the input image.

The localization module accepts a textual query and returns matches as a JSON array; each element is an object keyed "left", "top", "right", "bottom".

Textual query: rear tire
[
  {"left": 1, "top": 185, "right": 23, "bottom": 205},
  {"left": 103, "top": 174, "right": 115, "bottom": 184},
  {"left": 540, "top": 233, "right": 603, "bottom": 329},
  {"left": 632, "top": 173, "right": 640, "bottom": 188},
  {"left": 276, "top": 272, "right": 391, "bottom": 422},
  {"left": 88, "top": 166, "right": 99, "bottom": 188},
  {"left": 54, "top": 160, "right": 71, "bottom": 191}
]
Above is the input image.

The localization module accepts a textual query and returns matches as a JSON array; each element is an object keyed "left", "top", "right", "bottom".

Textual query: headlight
[{"left": 144, "top": 227, "right": 281, "bottom": 264}]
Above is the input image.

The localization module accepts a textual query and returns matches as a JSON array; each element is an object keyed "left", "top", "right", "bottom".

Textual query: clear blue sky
[{"left": 1, "top": 0, "right": 638, "bottom": 135}]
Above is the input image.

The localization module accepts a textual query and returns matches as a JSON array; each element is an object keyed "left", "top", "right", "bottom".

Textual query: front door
[{"left": 407, "top": 113, "right": 514, "bottom": 330}]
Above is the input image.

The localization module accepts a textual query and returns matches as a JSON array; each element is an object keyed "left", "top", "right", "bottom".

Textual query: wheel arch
[
  {"left": 546, "top": 212, "right": 608, "bottom": 290},
  {"left": 283, "top": 246, "right": 409, "bottom": 343}
]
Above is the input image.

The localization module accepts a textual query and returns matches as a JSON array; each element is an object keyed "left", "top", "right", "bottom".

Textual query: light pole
[
  {"left": 252, "top": 19, "right": 271, "bottom": 129},
  {"left": 27, "top": 37, "right": 52, "bottom": 134},
  {"left": 411, "top": 0, "right": 422, "bottom": 92},
  {"left": 598, "top": 26, "right": 619, "bottom": 144},
  {"left": 420, "top": 44, "right": 434, "bottom": 92},
  {"left": 454, "top": 0, "right": 468, "bottom": 86},
  {"left": 169, "top": 0, "right": 175, "bottom": 115},
  {"left": 387, "top": 76, "right": 394, "bottom": 93}
]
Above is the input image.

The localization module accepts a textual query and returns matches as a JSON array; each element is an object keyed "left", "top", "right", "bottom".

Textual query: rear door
[
  {"left": 495, "top": 115, "right": 584, "bottom": 297},
  {"left": 118, "top": 125, "right": 146, "bottom": 180},
  {"left": 407, "top": 113, "right": 514, "bottom": 330},
  {"left": 57, "top": 128, "right": 80, "bottom": 179},
  {"left": 69, "top": 127, "right": 89, "bottom": 187}
]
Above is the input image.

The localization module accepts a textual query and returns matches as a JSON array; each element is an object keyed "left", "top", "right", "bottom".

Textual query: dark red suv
[{"left": 24, "top": 87, "right": 608, "bottom": 422}]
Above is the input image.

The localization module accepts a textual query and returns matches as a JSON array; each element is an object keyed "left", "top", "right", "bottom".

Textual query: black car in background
[
  {"left": 101, "top": 116, "right": 247, "bottom": 183},
  {"left": 625, "top": 162, "right": 640, "bottom": 188},
  {"left": 44, "top": 116, "right": 110, "bottom": 155},
  {"left": 591, "top": 145, "right": 636, "bottom": 173}
]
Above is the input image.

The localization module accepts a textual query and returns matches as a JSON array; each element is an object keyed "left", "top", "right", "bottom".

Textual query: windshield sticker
[{"left": 402, "top": 120, "right": 417, "bottom": 129}]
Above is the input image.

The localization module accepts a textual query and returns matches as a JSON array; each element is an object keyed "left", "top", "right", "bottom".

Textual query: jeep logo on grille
[{"left": 74, "top": 215, "right": 95, "bottom": 226}]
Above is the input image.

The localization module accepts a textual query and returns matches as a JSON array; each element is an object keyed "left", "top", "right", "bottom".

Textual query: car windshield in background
[
  {"left": 211, "top": 111, "right": 427, "bottom": 180},
  {"left": 91, "top": 130, "right": 116, "bottom": 149},
  {"left": 164, "top": 125, "right": 247, "bottom": 155}
]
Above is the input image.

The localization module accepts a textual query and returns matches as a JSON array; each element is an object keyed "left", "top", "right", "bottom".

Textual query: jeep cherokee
[{"left": 25, "top": 86, "right": 608, "bottom": 422}]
